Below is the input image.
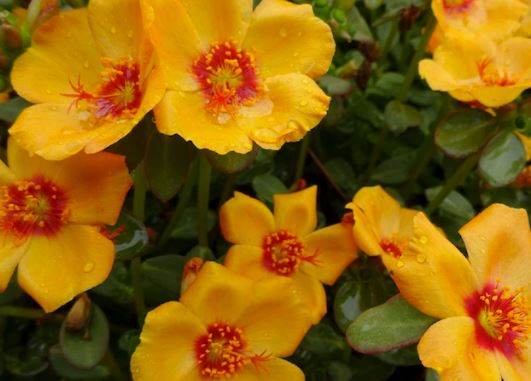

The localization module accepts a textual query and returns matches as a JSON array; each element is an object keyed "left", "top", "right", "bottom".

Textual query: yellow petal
[
  {"left": 154, "top": 90, "right": 253, "bottom": 154},
  {"left": 131, "top": 301, "right": 205, "bottom": 381},
  {"left": 237, "top": 277, "right": 313, "bottom": 357},
  {"left": 300, "top": 223, "right": 358, "bottom": 285},
  {"left": 496, "top": 348, "right": 531, "bottom": 381},
  {"left": 240, "top": 73, "right": 330, "bottom": 150},
  {"left": 224, "top": 245, "right": 274, "bottom": 280},
  {"left": 11, "top": 9, "right": 101, "bottom": 104},
  {"left": 418, "top": 316, "right": 501, "bottom": 381},
  {"left": 17, "top": 225, "right": 114, "bottom": 312},
  {"left": 88, "top": 0, "right": 145, "bottom": 59},
  {"left": 459, "top": 204, "right": 531, "bottom": 290},
  {"left": 391, "top": 212, "right": 478, "bottom": 319},
  {"left": 471, "top": 85, "right": 529, "bottom": 108},
  {"left": 243, "top": 0, "right": 334, "bottom": 79},
  {"left": 140, "top": 0, "right": 201, "bottom": 91},
  {"left": 255, "top": 358, "right": 304, "bottom": 381},
  {"left": 0, "top": 160, "right": 16, "bottom": 185},
  {"left": 220, "top": 192, "right": 275, "bottom": 246},
  {"left": 180, "top": 262, "right": 254, "bottom": 325},
  {"left": 292, "top": 270, "right": 327, "bottom": 324},
  {"left": 347, "top": 204, "right": 385, "bottom": 256},
  {"left": 181, "top": 0, "right": 252, "bottom": 47},
  {"left": 0, "top": 234, "right": 28, "bottom": 292},
  {"left": 273, "top": 186, "right": 317, "bottom": 238}
]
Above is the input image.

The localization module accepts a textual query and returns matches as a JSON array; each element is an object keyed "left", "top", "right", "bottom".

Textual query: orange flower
[
  {"left": 131, "top": 262, "right": 313, "bottom": 381},
  {"left": 0, "top": 139, "right": 131, "bottom": 312},
  {"left": 10, "top": 0, "right": 165, "bottom": 160},
  {"left": 346, "top": 186, "right": 417, "bottom": 271},
  {"left": 392, "top": 205, "right": 530, "bottom": 380},
  {"left": 141, "top": 0, "right": 334, "bottom": 154},
  {"left": 220, "top": 186, "right": 358, "bottom": 323}
]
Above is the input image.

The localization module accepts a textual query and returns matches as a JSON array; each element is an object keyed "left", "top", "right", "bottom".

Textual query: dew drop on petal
[
  {"left": 83, "top": 262, "right": 95, "bottom": 273},
  {"left": 396, "top": 260, "right": 405, "bottom": 268},
  {"left": 110, "top": 26, "right": 117, "bottom": 34},
  {"left": 416, "top": 254, "right": 426, "bottom": 263},
  {"left": 419, "top": 235, "right": 428, "bottom": 244}
]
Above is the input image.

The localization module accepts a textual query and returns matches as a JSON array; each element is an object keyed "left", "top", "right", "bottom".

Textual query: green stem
[
  {"left": 424, "top": 154, "right": 480, "bottom": 216},
  {"left": 0, "top": 306, "right": 62, "bottom": 321},
  {"left": 158, "top": 160, "right": 198, "bottom": 247},
  {"left": 308, "top": 149, "right": 348, "bottom": 201},
  {"left": 359, "top": 125, "right": 389, "bottom": 186},
  {"left": 381, "top": 20, "right": 398, "bottom": 59},
  {"left": 396, "top": 12, "right": 436, "bottom": 102},
  {"left": 217, "top": 173, "right": 237, "bottom": 209},
  {"left": 102, "top": 349, "right": 127, "bottom": 381},
  {"left": 131, "top": 163, "right": 147, "bottom": 327},
  {"left": 197, "top": 154, "right": 212, "bottom": 248},
  {"left": 293, "top": 135, "right": 311, "bottom": 184}
]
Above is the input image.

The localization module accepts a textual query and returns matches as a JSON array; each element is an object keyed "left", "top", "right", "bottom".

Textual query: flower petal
[
  {"left": 255, "top": 358, "right": 304, "bottom": 381},
  {"left": 0, "top": 160, "right": 16, "bottom": 185},
  {"left": 237, "top": 277, "right": 313, "bottom": 357},
  {"left": 459, "top": 204, "right": 531, "bottom": 290},
  {"left": 181, "top": 0, "right": 252, "bottom": 47},
  {"left": 418, "top": 316, "right": 501, "bottom": 381},
  {"left": 180, "top": 262, "right": 254, "bottom": 325},
  {"left": 240, "top": 73, "right": 330, "bottom": 150},
  {"left": 154, "top": 90, "right": 253, "bottom": 154},
  {"left": 131, "top": 301, "right": 205, "bottom": 381},
  {"left": 390, "top": 212, "right": 478, "bottom": 319},
  {"left": 243, "top": 0, "right": 334, "bottom": 79},
  {"left": 220, "top": 192, "right": 275, "bottom": 246},
  {"left": 17, "top": 225, "right": 114, "bottom": 312},
  {"left": 496, "top": 348, "right": 531, "bottom": 381},
  {"left": 224, "top": 245, "right": 273, "bottom": 280},
  {"left": 273, "top": 186, "right": 317, "bottom": 238},
  {"left": 11, "top": 9, "right": 101, "bottom": 104},
  {"left": 0, "top": 235, "right": 28, "bottom": 292},
  {"left": 292, "top": 270, "right": 327, "bottom": 324},
  {"left": 88, "top": 0, "right": 146, "bottom": 59},
  {"left": 140, "top": 0, "right": 201, "bottom": 91},
  {"left": 300, "top": 223, "right": 358, "bottom": 285}
]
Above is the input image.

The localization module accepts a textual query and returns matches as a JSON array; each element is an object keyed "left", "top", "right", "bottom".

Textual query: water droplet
[
  {"left": 302, "top": 78, "right": 309, "bottom": 85},
  {"left": 299, "top": 100, "right": 308, "bottom": 107},
  {"left": 51, "top": 106, "right": 58, "bottom": 111},
  {"left": 480, "top": 235, "right": 486, "bottom": 241},
  {"left": 396, "top": 260, "right": 405, "bottom": 268},
  {"left": 83, "top": 262, "right": 95, "bottom": 273},
  {"left": 279, "top": 28, "right": 287, "bottom": 38},
  {"left": 480, "top": 248, "right": 486, "bottom": 254},
  {"left": 83, "top": 60, "right": 89, "bottom": 69},
  {"left": 287, "top": 120, "right": 299, "bottom": 131},
  {"left": 416, "top": 254, "right": 426, "bottom": 263},
  {"left": 419, "top": 235, "right": 428, "bottom": 244},
  {"left": 45, "top": 89, "right": 52, "bottom": 94},
  {"left": 297, "top": 31, "right": 302, "bottom": 37},
  {"left": 293, "top": 51, "right": 299, "bottom": 58},
  {"left": 110, "top": 26, "right": 117, "bottom": 34}
]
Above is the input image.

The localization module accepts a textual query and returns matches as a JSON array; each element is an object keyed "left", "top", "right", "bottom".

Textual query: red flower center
[
  {"left": 476, "top": 58, "right": 516, "bottom": 87},
  {"left": 192, "top": 42, "right": 260, "bottom": 119},
  {"left": 262, "top": 230, "right": 320, "bottom": 276},
  {"left": 64, "top": 57, "right": 142, "bottom": 122},
  {"left": 380, "top": 238, "right": 405, "bottom": 258},
  {"left": 443, "top": 0, "right": 475, "bottom": 13},
  {"left": 194, "top": 323, "right": 270, "bottom": 379},
  {"left": 0, "top": 176, "right": 69, "bottom": 240},
  {"left": 465, "top": 283, "right": 530, "bottom": 358}
]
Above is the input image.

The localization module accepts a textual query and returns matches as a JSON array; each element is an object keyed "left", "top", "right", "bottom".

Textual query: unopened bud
[
  {"left": 181, "top": 257, "right": 204, "bottom": 295},
  {"left": 65, "top": 293, "right": 92, "bottom": 333},
  {"left": 1, "top": 24, "right": 22, "bottom": 50}
]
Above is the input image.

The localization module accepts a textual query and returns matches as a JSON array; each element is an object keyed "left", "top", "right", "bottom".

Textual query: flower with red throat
[
  {"left": 141, "top": 0, "right": 334, "bottom": 154},
  {"left": 0, "top": 139, "right": 131, "bottom": 312},
  {"left": 9, "top": 0, "right": 165, "bottom": 160},
  {"left": 130, "top": 262, "right": 313, "bottom": 381},
  {"left": 391, "top": 204, "right": 531, "bottom": 381},
  {"left": 219, "top": 186, "right": 358, "bottom": 323},
  {"left": 346, "top": 186, "right": 417, "bottom": 271}
]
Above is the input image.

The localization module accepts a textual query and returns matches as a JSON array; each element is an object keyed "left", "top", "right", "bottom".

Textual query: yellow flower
[
  {"left": 419, "top": 31, "right": 531, "bottom": 107},
  {"left": 391, "top": 205, "right": 530, "bottom": 381},
  {"left": 219, "top": 186, "right": 358, "bottom": 323},
  {"left": 10, "top": 0, "right": 165, "bottom": 160},
  {"left": 141, "top": 0, "right": 334, "bottom": 154},
  {"left": 131, "top": 261, "right": 313, "bottom": 381},
  {"left": 0, "top": 139, "right": 132, "bottom": 312},
  {"left": 346, "top": 186, "right": 417, "bottom": 271},
  {"left": 432, "top": 0, "right": 528, "bottom": 40}
]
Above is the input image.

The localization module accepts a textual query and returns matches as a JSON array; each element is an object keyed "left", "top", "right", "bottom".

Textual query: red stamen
[{"left": 262, "top": 230, "right": 318, "bottom": 276}]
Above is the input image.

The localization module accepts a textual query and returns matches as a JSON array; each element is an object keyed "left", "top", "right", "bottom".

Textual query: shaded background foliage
[{"left": 0, "top": 0, "right": 529, "bottom": 380}]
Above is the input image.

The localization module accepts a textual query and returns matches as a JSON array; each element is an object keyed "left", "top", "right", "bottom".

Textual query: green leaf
[
  {"left": 319, "top": 75, "right": 353, "bottom": 96},
  {"left": 375, "top": 345, "right": 421, "bottom": 366},
  {"left": 118, "top": 330, "right": 140, "bottom": 357},
  {"left": 252, "top": 174, "right": 288, "bottom": 204},
  {"left": 145, "top": 133, "right": 194, "bottom": 201},
  {"left": 334, "top": 279, "right": 364, "bottom": 332},
  {"left": 426, "top": 368, "right": 441, "bottom": 381},
  {"left": 111, "top": 212, "right": 148, "bottom": 260},
  {"left": 204, "top": 146, "right": 260, "bottom": 174},
  {"left": 142, "top": 255, "right": 187, "bottom": 306},
  {"left": 479, "top": 129, "right": 526, "bottom": 187},
  {"left": 346, "top": 295, "right": 437, "bottom": 354},
  {"left": 49, "top": 345, "right": 110, "bottom": 380},
  {"left": 345, "top": 7, "right": 373, "bottom": 41},
  {"left": 0, "top": 97, "right": 31, "bottom": 123},
  {"left": 384, "top": 100, "right": 421, "bottom": 134},
  {"left": 5, "top": 351, "right": 48, "bottom": 376},
  {"left": 171, "top": 207, "right": 216, "bottom": 239},
  {"left": 435, "top": 110, "right": 496, "bottom": 158},
  {"left": 350, "top": 355, "right": 396, "bottom": 381},
  {"left": 59, "top": 304, "right": 110, "bottom": 369},
  {"left": 93, "top": 262, "right": 133, "bottom": 304},
  {"left": 327, "top": 361, "right": 352, "bottom": 381},
  {"left": 371, "top": 151, "right": 414, "bottom": 184},
  {"left": 301, "top": 320, "right": 349, "bottom": 355},
  {"left": 425, "top": 187, "right": 475, "bottom": 220}
]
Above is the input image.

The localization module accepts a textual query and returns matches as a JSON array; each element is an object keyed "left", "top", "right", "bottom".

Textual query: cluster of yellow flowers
[{"left": 420, "top": 0, "right": 531, "bottom": 108}]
